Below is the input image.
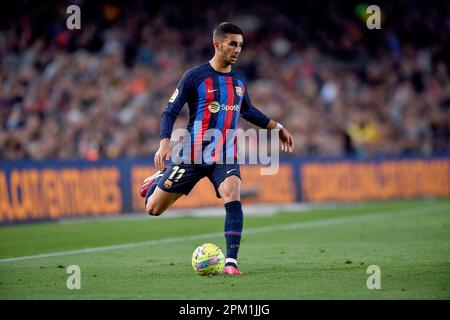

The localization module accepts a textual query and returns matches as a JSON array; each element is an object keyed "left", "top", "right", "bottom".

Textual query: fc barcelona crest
[
  {"left": 235, "top": 86, "right": 243, "bottom": 97},
  {"left": 164, "top": 179, "right": 173, "bottom": 188}
]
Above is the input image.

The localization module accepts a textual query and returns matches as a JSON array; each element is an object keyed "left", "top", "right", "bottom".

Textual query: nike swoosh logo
[
  {"left": 227, "top": 169, "right": 236, "bottom": 174},
  {"left": 207, "top": 89, "right": 218, "bottom": 93}
]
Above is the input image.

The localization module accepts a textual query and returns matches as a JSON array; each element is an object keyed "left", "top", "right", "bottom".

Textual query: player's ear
[{"left": 213, "top": 40, "right": 220, "bottom": 51}]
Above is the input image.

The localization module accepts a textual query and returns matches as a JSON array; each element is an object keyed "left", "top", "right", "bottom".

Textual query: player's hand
[
  {"left": 279, "top": 128, "right": 294, "bottom": 153},
  {"left": 154, "top": 139, "right": 171, "bottom": 171}
]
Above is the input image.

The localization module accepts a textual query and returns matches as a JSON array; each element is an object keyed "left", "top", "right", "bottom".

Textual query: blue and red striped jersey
[{"left": 160, "top": 62, "right": 270, "bottom": 164}]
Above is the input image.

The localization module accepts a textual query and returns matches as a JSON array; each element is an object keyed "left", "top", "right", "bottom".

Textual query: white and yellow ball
[{"left": 191, "top": 243, "right": 225, "bottom": 275}]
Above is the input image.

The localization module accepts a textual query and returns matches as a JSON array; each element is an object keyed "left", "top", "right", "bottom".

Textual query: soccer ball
[{"left": 191, "top": 243, "right": 225, "bottom": 275}]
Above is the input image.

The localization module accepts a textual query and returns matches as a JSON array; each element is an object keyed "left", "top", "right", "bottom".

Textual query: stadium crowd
[{"left": 1, "top": 0, "right": 449, "bottom": 160}]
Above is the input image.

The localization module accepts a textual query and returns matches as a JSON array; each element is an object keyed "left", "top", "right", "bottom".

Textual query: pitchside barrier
[{"left": 0, "top": 156, "right": 449, "bottom": 224}]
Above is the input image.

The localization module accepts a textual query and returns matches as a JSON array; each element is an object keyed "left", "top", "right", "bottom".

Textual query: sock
[
  {"left": 224, "top": 200, "right": 243, "bottom": 265},
  {"left": 225, "top": 258, "right": 237, "bottom": 267},
  {"left": 145, "top": 176, "right": 161, "bottom": 207}
]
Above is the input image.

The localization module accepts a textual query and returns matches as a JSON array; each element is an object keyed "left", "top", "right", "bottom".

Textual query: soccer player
[{"left": 140, "top": 22, "right": 294, "bottom": 275}]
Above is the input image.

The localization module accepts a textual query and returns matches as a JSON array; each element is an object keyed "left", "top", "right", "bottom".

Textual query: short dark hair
[{"left": 213, "top": 22, "right": 243, "bottom": 41}]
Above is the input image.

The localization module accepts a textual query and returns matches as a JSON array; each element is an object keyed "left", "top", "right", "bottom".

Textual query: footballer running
[{"left": 140, "top": 22, "right": 295, "bottom": 275}]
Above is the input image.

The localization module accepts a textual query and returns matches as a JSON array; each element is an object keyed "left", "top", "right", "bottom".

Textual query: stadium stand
[{"left": 1, "top": 0, "right": 448, "bottom": 161}]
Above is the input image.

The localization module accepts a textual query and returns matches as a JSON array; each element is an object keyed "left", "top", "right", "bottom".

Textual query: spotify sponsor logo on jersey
[
  {"left": 208, "top": 102, "right": 220, "bottom": 113},
  {"left": 208, "top": 101, "right": 239, "bottom": 113}
]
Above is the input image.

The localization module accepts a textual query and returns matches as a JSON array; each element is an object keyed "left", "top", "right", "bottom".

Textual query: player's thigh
[
  {"left": 149, "top": 163, "right": 205, "bottom": 211},
  {"left": 210, "top": 163, "right": 242, "bottom": 202},
  {"left": 158, "top": 163, "right": 205, "bottom": 194}
]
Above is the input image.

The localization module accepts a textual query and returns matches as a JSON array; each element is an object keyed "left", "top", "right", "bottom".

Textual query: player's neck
[{"left": 209, "top": 58, "right": 232, "bottom": 73}]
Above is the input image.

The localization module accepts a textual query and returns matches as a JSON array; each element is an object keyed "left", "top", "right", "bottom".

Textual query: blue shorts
[{"left": 157, "top": 162, "right": 241, "bottom": 198}]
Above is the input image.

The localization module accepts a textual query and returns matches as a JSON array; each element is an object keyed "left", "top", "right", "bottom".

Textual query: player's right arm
[{"left": 155, "top": 71, "right": 193, "bottom": 170}]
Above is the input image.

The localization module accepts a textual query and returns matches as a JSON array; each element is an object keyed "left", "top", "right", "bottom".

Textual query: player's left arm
[
  {"left": 240, "top": 88, "right": 294, "bottom": 153},
  {"left": 265, "top": 119, "right": 294, "bottom": 153}
]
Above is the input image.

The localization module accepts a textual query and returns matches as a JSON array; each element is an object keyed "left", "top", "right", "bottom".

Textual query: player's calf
[
  {"left": 218, "top": 176, "right": 243, "bottom": 271},
  {"left": 140, "top": 170, "right": 165, "bottom": 205}
]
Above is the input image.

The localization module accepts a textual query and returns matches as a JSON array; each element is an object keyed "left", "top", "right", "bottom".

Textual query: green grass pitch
[{"left": 0, "top": 199, "right": 449, "bottom": 299}]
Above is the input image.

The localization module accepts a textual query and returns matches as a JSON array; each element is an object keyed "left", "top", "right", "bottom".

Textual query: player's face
[{"left": 217, "top": 34, "right": 243, "bottom": 66}]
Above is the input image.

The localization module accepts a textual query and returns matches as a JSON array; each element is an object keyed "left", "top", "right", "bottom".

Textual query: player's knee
[
  {"left": 146, "top": 202, "right": 165, "bottom": 216},
  {"left": 222, "top": 188, "right": 241, "bottom": 202}
]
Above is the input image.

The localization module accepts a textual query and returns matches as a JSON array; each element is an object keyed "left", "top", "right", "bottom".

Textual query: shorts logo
[
  {"left": 169, "top": 89, "right": 179, "bottom": 103},
  {"left": 208, "top": 101, "right": 220, "bottom": 113},
  {"left": 235, "top": 86, "right": 243, "bottom": 97},
  {"left": 164, "top": 179, "right": 173, "bottom": 188}
]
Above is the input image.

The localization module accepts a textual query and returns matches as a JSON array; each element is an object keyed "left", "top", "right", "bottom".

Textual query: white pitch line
[{"left": 0, "top": 204, "right": 447, "bottom": 263}]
